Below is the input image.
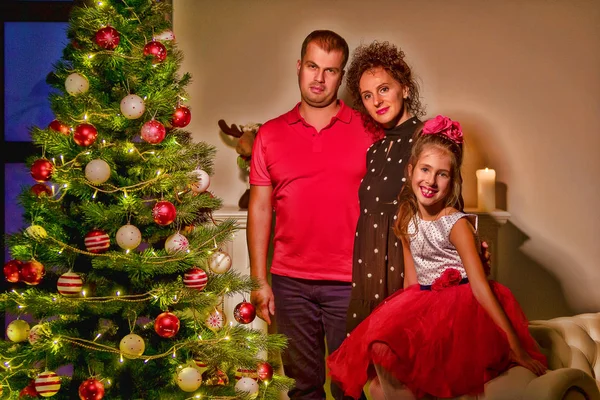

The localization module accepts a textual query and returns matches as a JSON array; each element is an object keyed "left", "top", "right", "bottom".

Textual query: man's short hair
[{"left": 300, "top": 30, "right": 349, "bottom": 69}]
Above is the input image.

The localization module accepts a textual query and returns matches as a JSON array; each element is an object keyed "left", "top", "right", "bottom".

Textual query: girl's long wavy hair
[
  {"left": 346, "top": 41, "right": 425, "bottom": 133},
  {"left": 393, "top": 133, "right": 464, "bottom": 240}
]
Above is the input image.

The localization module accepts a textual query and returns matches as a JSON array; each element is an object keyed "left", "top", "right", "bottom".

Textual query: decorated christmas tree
[{"left": 1, "top": 1, "right": 291, "bottom": 398}]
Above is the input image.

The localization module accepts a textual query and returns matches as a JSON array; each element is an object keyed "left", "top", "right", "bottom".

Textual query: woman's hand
[{"left": 509, "top": 344, "right": 547, "bottom": 376}]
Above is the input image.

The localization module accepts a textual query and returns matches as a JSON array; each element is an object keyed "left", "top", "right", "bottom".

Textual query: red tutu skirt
[{"left": 327, "top": 279, "right": 547, "bottom": 399}]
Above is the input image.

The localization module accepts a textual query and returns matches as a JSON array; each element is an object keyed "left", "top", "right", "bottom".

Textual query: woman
[{"left": 346, "top": 41, "right": 428, "bottom": 335}]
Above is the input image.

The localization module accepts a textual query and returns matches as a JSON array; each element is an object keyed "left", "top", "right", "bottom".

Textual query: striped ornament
[
  {"left": 84, "top": 229, "right": 110, "bottom": 253},
  {"left": 57, "top": 272, "right": 83, "bottom": 296},
  {"left": 183, "top": 267, "right": 208, "bottom": 291},
  {"left": 194, "top": 360, "right": 208, "bottom": 374},
  {"left": 235, "top": 368, "right": 258, "bottom": 381},
  {"left": 34, "top": 371, "right": 61, "bottom": 397}
]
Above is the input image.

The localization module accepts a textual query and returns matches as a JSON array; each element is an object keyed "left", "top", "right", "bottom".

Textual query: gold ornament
[
  {"left": 202, "top": 368, "right": 229, "bottom": 386},
  {"left": 26, "top": 225, "right": 47, "bottom": 241},
  {"left": 6, "top": 319, "right": 31, "bottom": 342},
  {"left": 119, "top": 333, "right": 145, "bottom": 359}
]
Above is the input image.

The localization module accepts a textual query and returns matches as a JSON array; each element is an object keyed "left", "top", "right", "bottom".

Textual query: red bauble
[
  {"left": 171, "top": 106, "right": 191, "bottom": 128},
  {"left": 4, "top": 259, "right": 22, "bottom": 283},
  {"left": 74, "top": 124, "right": 98, "bottom": 147},
  {"left": 140, "top": 120, "right": 166, "bottom": 144},
  {"left": 256, "top": 361, "right": 274, "bottom": 382},
  {"left": 152, "top": 200, "right": 176, "bottom": 225},
  {"left": 48, "top": 119, "right": 71, "bottom": 135},
  {"left": 20, "top": 260, "right": 45, "bottom": 286},
  {"left": 95, "top": 26, "right": 120, "bottom": 50},
  {"left": 31, "top": 159, "right": 54, "bottom": 182},
  {"left": 143, "top": 40, "right": 167, "bottom": 63},
  {"left": 233, "top": 301, "right": 256, "bottom": 324},
  {"left": 183, "top": 267, "right": 208, "bottom": 291},
  {"left": 84, "top": 229, "right": 110, "bottom": 254},
  {"left": 154, "top": 311, "right": 180, "bottom": 338},
  {"left": 19, "top": 380, "right": 38, "bottom": 398},
  {"left": 78, "top": 378, "right": 104, "bottom": 400},
  {"left": 31, "top": 183, "right": 52, "bottom": 197}
]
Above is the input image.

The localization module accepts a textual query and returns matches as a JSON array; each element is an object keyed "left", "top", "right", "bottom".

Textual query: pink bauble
[
  {"left": 31, "top": 159, "right": 54, "bottom": 182},
  {"left": 143, "top": 40, "right": 167, "bottom": 63},
  {"left": 171, "top": 106, "right": 191, "bottom": 128},
  {"left": 154, "top": 312, "right": 180, "bottom": 338},
  {"left": 183, "top": 267, "right": 208, "bottom": 291},
  {"left": 74, "top": 123, "right": 98, "bottom": 147},
  {"left": 57, "top": 272, "right": 83, "bottom": 297},
  {"left": 152, "top": 200, "right": 176, "bottom": 225},
  {"left": 84, "top": 229, "right": 110, "bottom": 253},
  {"left": 140, "top": 120, "right": 166, "bottom": 144},
  {"left": 94, "top": 26, "right": 120, "bottom": 50}
]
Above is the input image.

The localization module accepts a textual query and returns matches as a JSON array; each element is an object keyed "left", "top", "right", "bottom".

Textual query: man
[{"left": 248, "top": 30, "right": 372, "bottom": 399}]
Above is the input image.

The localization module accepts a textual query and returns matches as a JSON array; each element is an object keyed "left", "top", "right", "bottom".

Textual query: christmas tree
[{"left": 1, "top": 1, "right": 292, "bottom": 398}]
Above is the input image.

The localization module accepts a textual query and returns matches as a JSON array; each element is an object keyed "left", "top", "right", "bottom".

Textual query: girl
[{"left": 327, "top": 115, "right": 547, "bottom": 399}]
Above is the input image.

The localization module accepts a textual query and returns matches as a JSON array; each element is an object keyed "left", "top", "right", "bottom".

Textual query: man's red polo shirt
[{"left": 250, "top": 100, "right": 373, "bottom": 282}]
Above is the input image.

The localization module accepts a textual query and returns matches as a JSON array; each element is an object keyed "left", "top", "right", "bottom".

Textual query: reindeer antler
[{"left": 218, "top": 119, "right": 243, "bottom": 138}]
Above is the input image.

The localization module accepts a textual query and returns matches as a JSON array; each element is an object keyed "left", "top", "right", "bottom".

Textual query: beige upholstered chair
[{"left": 444, "top": 312, "right": 600, "bottom": 400}]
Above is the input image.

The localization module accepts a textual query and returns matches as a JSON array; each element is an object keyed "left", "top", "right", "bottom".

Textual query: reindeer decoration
[{"left": 218, "top": 119, "right": 261, "bottom": 209}]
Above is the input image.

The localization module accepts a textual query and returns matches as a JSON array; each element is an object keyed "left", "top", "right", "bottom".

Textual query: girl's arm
[
  {"left": 450, "top": 218, "right": 546, "bottom": 376},
  {"left": 401, "top": 237, "right": 418, "bottom": 289}
]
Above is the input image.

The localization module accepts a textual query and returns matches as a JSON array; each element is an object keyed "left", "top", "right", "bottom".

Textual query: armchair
[{"left": 448, "top": 312, "right": 600, "bottom": 400}]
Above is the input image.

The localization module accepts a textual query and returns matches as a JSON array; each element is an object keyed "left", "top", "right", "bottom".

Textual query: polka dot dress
[
  {"left": 346, "top": 117, "right": 422, "bottom": 334},
  {"left": 407, "top": 213, "right": 479, "bottom": 285}
]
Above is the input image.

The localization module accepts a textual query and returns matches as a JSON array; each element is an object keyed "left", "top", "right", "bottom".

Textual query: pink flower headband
[{"left": 421, "top": 115, "right": 463, "bottom": 144}]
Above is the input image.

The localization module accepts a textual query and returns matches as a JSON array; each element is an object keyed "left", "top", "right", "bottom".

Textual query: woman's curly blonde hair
[{"left": 346, "top": 41, "right": 425, "bottom": 131}]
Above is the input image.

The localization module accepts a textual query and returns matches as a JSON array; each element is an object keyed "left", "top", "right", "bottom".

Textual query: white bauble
[
  {"left": 176, "top": 367, "right": 202, "bottom": 392},
  {"left": 119, "top": 333, "right": 145, "bottom": 359},
  {"left": 190, "top": 169, "right": 210, "bottom": 193},
  {"left": 28, "top": 324, "right": 43, "bottom": 345},
  {"left": 85, "top": 159, "right": 111, "bottom": 184},
  {"left": 65, "top": 73, "right": 89, "bottom": 95},
  {"left": 209, "top": 251, "right": 232, "bottom": 274},
  {"left": 155, "top": 29, "right": 175, "bottom": 41},
  {"left": 120, "top": 94, "right": 145, "bottom": 119},
  {"left": 165, "top": 232, "right": 189, "bottom": 254},
  {"left": 116, "top": 224, "right": 142, "bottom": 250},
  {"left": 235, "top": 377, "right": 259, "bottom": 399},
  {"left": 6, "top": 319, "right": 31, "bottom": 342}
]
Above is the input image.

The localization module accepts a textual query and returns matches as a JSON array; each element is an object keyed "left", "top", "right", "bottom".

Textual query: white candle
[{"left": 476, "top": 168, "right": 496, "bottom": 211}]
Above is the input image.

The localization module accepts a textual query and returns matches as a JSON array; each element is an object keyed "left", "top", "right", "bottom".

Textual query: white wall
[{"left": 173, "top": 0, "right": 600, "bottom": 319}]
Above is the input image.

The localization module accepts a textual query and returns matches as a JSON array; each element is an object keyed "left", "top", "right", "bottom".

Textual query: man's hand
[
  {"left": 251, "top": 280, "right": 275, "bottom": 325},
  {"left": 480, "top": 241, "right": 491, "bottom": 276}
]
